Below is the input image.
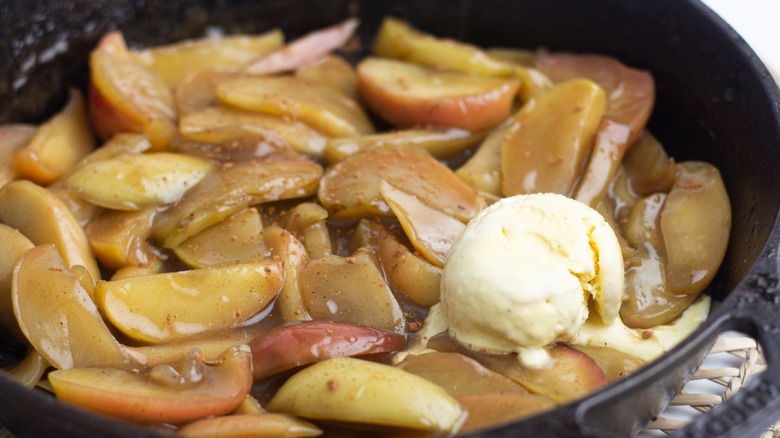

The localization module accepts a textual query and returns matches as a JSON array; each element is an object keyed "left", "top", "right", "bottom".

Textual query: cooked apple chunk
[
  {"left": 357, "top": 57, "right": 520, "bottom": 131},
  {"left": 93, "top": 259, "right": 283, "bottom": 343},
  {"left": 49, "top": 345, "right": 253, "bottom": 425}
]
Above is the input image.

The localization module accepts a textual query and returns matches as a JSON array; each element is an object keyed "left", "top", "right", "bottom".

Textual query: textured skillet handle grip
[{"left": 677, "top": 254, "right": 780, "bottom": 438}]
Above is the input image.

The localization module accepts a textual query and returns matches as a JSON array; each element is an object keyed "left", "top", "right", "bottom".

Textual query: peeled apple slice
[
  {"left": 357, "top": 57, "right": 520, "bottom": 131},
  {"left": 65, "top": 152, "right": 213, "bottom": 210},
  {"left": 175, "top": 414, "right": 322, "bottom": 438},
  {"left": 380, "top": 180, "right": 465, "bottom": 267},
  {"left": 269, "top": 357, "right": 465, "bottom": 433},
  {"left": 89, "top": 32, "right": 177, "bottom": 141},
  {"left": 133, "top": 29, "right": 284, "bottom": 86},
  {"left": 217, "top": 76, "right": 374, "bottom": 138},
  {"left": 13, "top": 89, "right": 95, "bottom": 185},
  {"left": 0, "top": 180, "right": 100, "bottom": 281},
  {"left": 93, "top": 260, "right": 284, "bottom": 344},
  {"left": 501, "top": 79, "right": 606, "bottom": 197},
  {"left": 12, "top": 245, "right": 127, "bottom": 369},
  {"left": 49, "top": 345, "right": 252, "bottom": 425}
]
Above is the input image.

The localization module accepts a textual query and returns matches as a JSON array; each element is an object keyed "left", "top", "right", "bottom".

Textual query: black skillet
[{"left": 1, "top": 0, "right": 780, "bottom": 436}]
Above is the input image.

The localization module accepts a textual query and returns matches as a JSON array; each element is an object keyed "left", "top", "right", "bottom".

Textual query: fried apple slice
[
  {"left": 536, "top": 52, "right": 655, "bottom": 145},
  {"left": 134, "top": 29, "right": 283, "bottom": 86},
  {"left": 89, "top": 31, "right": 176, "bottom": 141},
  {"left": 501, "top": 79, "right": 606, "bottom": 197},
  {"left": 217, "top": 76, "right": 374, "bottom": 137},
  {"left": 13, "top": 89, "right": 94, "bottom": 185},
  {"left": 65, "top": 152, "right": 213, "bottom": 210},
  {"left": 357, "top": 57, "right": 520, "bottom": 131},
  {"left": 152, "top": 155, "right": 323, "bottom": 248},
  {"left": 173, "top": 208, "right": 269, "bottom": 269},
  {"left": 250, "top": 321, "right": 406, "bottom": 379},
  {"left": 94, "top": 259, "right": 283, "bottom": 344},
  {"left": 0, "top": 180, "right": 100, "bottom": 281},
  {"left": 0, "top": 124, "right": 36, "bottom": 187},
  {"left": 12, "top": 245, "right": 127, "bottom": 369},
  {"left": 380, "top": 181, "right": 465, "bottom": 267},
  {"left": 176, "top": 414, "right": 322, "bottom": 438},
  {"left": 49, "top": 345, "right": 252, "bottom": 425},
  {"left": 244, "top": 18, "right": 359, "bottom": 76},
  {"left": 318, "top": 145, "right": 485, "bottom": 222},
  {"left": 268, "top": 357, "right": 465, "bottom": 433},
  {"left": 301, "top": 249, "right": 406, "bottom": 334}
]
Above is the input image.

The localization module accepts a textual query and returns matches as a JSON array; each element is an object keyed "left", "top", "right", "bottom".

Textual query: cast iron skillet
[{"left": 1, "top": 0, "right": 779, "bottom": 436}]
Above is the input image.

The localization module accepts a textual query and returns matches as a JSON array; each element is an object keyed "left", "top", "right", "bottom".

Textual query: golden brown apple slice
[
  {"left": 357, "top": 57, "right": 520, "bottom": 131},
  {"left": 125, "top": 327, "right": 261, "bottom": 368},
  {"left": 295, "top": 55, "right": 358, "bottom": 100},
  {"left": 661, "top": 162, "right": 731, "bottom": 295},
  {"left": 244, "top": 18, "right": 359, "bottom": 76},
  {"left": 217, "top": 76, "right": 374, "bottom": 138},
  {"left": 12, "top": 245, "right": 127, "bottom": 369},
  {"left": 66, "top": 152, "right": 213, "bottom": 210},
  {"left": 133, "top": 29, "right": 283, "bottom": 86},
  {"left": 89, "top": 31, "right": 177, "bottom": 141},
  {"left": 279, "top": 202, "right": 332, "bottom": 259},
  {"left": 572, "top": 118, "right": 632, "bottom": 207},
  {"left": 301, "top": 249, "right": 406, "bottom": 334},
  {"left": 263, "top": 225, "right": 312, "bottom": 322},
  {"left": 623, "top": 131, "right": 677, "bottom": 196},
  {"left": 429, "top": 335, "right": 607, "bottom": 404},
  {"left": 175, "top": 70, "right": 240, "bottom": 115},
  {"left": 536, "top": 52, "right": 655, "bottom": 145},
  {"left": 0, "top": 224, "right": 34, "bottom": 339},
  {"left": 0, "top": 180, "right": 100, "bottom": 281},
  {"left": 173, "top": 207, "right": 269, "bottom": 269},
  {"left": 179, "top": 105, "right": 328, "bottom": 157},
  {"left": 325, "top": 127, "right": 484, "bottom": 164},
  {"left": 396, "top": 352, "right": 530, "bottom": 397},
  {"left": 249, "top": 321, "right": 406, "bottom": 380},
  {"left": 373, "top": 17, "right": 516, "bottom": 77},
  {"left": 13, "top": 89, "right": 95, "bottom": 185},
  {"left": 380, "top": 181, "right": 465, "bottom": 267},
  {"left": 93, "top": 259, "right": 283, "bottom": 344},
  {"left": 376, "top": 227, "right": 442, "bottom": 307},
  {"left": 0, "top": 124, "right": 36, "bottom": 187},
  {"left": 455, "top": 122, "right": 509, "bottom": 195},
  {"left": 152, "top": 155, "right": 323, "bottom": 248},
  {"left": 501, "top": 79, "right": 606, "bottom": 197},
  {"left": 318, "top": 145, "right": 485, "bottom": 222},
  {"left": 85, "top": 207, "right": 158, "bottom": 270},
  {"left": 49, "top": 345, "right": 252, "bottom": 425},
  {"left": 268, "top": 357, "right": 465, "bottom": 432},
  {"left": 456, "top": 393, "right": 555, "bottom": 433},
  {"left": 176, "top": 413, "right": 322, "bottom": 438}
]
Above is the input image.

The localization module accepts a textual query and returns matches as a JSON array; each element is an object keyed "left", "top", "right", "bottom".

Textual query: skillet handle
[{"left": 677, "top": 257, "right": 780, "bottom": 438}]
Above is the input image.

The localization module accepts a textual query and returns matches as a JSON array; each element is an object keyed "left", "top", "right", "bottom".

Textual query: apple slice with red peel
[
  {"left": 89, "top": 31, "right": 176, "bottom": 141},
  {"left": 244, "top": 18, "right": 359, "bottom": 76},
  {"left": 249, "top": 321, "right": 406, "bottom": 380},
  {"left": 357, "top": 57, "right": 520, "bottom": 131},
  {"left": 428, "top": 334, "right": 607, "bottom": 404},
  {"left": 49, "top": 345, "right": 253, "bottom": 425},
  {"left": 536, "top": 52, "right": 655, "bottom": 145}
]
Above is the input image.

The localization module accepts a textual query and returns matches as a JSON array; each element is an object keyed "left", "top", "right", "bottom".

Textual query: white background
[{"left": 703, "top": 0, "right": 780, "bottom": 81}]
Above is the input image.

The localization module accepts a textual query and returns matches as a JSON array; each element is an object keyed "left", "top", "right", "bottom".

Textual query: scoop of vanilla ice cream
[{"left": 440, "top": 193, "right": 624, "bottom": 355}]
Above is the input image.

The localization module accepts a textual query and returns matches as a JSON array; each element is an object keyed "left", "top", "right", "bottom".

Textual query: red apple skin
[
  {"left": 88, "top": 81, "right": 143, "bottom": 141},
  {"left": 49, "top": 346, "right": 253, "bottom": 425},
  {"left": 356, "top": 59, "right": 520, "bottom": 132},
  {"left": 249, "top": 321, "right": 407, "bottom": 379}
]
